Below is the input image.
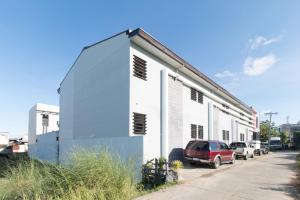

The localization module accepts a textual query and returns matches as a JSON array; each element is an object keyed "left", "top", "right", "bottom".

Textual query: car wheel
[
  {"left": 251, "top": 154, "right": 254, "bottom": 158},
  {"left": 244, "top": 153, "right": 248, "bottom": 160},
  {"left": 230, "top": 155, "right": 235, "bottom": 164},
  {"left": 213, "top": 157, "right": 221, "bottom": 169},
  {"left": 190, "top": 161, "right": 196, "bottom": 165}
]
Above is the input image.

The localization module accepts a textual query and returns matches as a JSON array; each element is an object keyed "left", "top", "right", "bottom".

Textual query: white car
[{"left": 230, "top": 142, "right": 254, "bottom": 160}]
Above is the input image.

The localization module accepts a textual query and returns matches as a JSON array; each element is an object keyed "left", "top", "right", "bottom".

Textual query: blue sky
[{"left": 1, "top": 1, "right": 299, "bottom": 137}]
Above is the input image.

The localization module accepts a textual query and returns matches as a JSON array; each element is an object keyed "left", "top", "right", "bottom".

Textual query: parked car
[
  {"left": 260, "top": 142, "right": 269, "bottom": 154},
  {"left": 229, "top": 142, "right": 254, "bottom": 160},
  {"left": 184, "top": 140, "right": 235, "bottom": 169},
  {"left": 250, "top": 140, "right": 261, "bottom": 156}
]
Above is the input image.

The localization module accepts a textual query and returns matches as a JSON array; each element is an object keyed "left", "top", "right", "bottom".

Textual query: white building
[
  {"left": 28, "top": 103, "right": 59, "bottom": 161},
  {"left": 58, "top": 28, "right": 259, "bottom": 164},
  {"left": 0, "top": 132, "right": 9, "bottom": 152}
]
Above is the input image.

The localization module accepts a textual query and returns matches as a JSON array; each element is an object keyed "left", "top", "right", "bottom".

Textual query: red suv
[{"left": 184, "top": 140, "right": 235, "bottom": 169}]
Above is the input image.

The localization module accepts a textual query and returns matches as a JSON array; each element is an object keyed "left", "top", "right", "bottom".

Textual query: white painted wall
[
  {"left": 0, "top": 132, "right": 8, "bottom": 144},
  {"left": 28, "top": 103, "right": 59, "bottom": 145},
  {"left": 59, "top": 32, "right": 145, "bottom": 166},
  {"left": 58, "top": 30, "right": 258, "bottom": 165},
  {"left": 60, "top": 32, "right": 130, "bottom": 141},
  {"left": 129, "top": 40, "right": 256, "bottom": 162},
  {"left": 29, "top": 131, "right": 58, "bottom": 163}
]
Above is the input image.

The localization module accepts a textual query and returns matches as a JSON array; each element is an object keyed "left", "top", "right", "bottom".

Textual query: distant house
[
  {"left": 57, "top": 28, "right": 259, "bottom": 163},
  {"left": 28, "top": 103, "right": 59, "bottom": 162}
]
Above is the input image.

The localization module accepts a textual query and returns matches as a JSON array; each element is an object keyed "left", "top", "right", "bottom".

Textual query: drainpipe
[{"left": 161, "top": 69, "right": 169, "bottom": 160}]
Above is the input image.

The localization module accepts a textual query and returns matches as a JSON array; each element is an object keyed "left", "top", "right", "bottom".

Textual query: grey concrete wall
[
  {"left": 168, "top": 76, "right": 183, "bottom": 161},
  {"left": 29, "top": 131, "right": 59, "bottom": 163}
]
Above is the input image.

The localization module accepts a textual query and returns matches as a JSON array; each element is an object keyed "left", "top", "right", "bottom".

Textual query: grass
[
  {"left": 0, "top": 151, "right": 180, "bottom": 200},
  {"left": 0, "top": 150, "right": 138, "bottom": 200}
]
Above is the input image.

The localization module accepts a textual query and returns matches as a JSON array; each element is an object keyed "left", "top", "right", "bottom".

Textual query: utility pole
[{"left": 264, "top": 112, "right": 278, "bottom": 148}]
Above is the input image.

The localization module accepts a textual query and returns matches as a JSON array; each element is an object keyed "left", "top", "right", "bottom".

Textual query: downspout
[{"left": 161, "top": 69, "right": 169, "bottom": 160}]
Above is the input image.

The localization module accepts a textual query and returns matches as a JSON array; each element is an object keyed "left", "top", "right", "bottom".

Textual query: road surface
[{"left": 137, "top": 151, "right": 299, "bottom": 200}]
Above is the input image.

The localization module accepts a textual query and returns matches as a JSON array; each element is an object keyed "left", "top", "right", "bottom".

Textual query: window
[
  {"left": 191, "top": 88, "right": 197, "bottom": 101},
  {"left": 226, "top": 131, "right": 229, "bottom": 141},
  {"left": 133, "top": 112, "right": 146, "bottom": 134},
  {"left": 240, "top": 133, "right": 245, "bottom": 141},
  {"left": 198, "top": 125, "right": 204, "bottom": 139},
  {"left": 210, "top": 142, "right": 218, "bottom": 151},
  {"left": 190, "top": 88, "right": 203, "bottom": 104},
  {"left": 191, "top": 124, "right": 204, "bottom": 139},
  {"left": 220, "top": 143, "right": 229, "bottom": 150},
  {"left": 197, "top": 91, "right": 203, "bottom": 103},
  {"left": 222, "top": 130, "right": 229, "bottom": 141},
  {"left": 191, "top": 124, "right": 197, "bottom": 139},
  {"left": 133, "top": 55, "right": 147, "bottom": 80},
  {"left": 42, "top": 114, "right": 49, "bottom": 134}
]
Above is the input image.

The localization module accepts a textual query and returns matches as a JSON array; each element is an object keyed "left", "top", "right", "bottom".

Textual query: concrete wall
[
  {"left": 129, "top": 43, "right": 167, "bottom": 162},
  {"left": 58, "top": 31, "right": 257, "bottom": 165},
  {"left": 129, "top": 40, "right": 254, "bottom": 162},
  {"left": 59, "top": 32, "right": 142, "bottom": 164},
  {"left": 29, "top": 131, "right": 59, "bottom": 163},
  {"left": 168, "top": 76, "right": 183, "bottom": 161},
  {"left": 28, "top": 104, "right": 59, "bottom": 145},
  {"left": 59, "top": 136, "right": 143, "bottom": 164},
  {"left": 59, "top": 32, "right": 130, "bottom": 142}
]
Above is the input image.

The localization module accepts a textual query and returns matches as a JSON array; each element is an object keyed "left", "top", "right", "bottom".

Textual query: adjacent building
[
  {"left": 28, "top": 103, "right": 59, "bottom": 161},
  {"left": 279, "top": 122, "right": 300, "bottom": 148},
  {"left": 58, "top": 28, "right": 259, "bottom": 164}
]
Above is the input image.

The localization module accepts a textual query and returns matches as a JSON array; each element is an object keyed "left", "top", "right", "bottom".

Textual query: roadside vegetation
[
  {"left": 296, "top": 153, "right": 300, "bottom": 191},
  {"left": 0, "top": 151, "right": 180, "bottom": 200},
  {"left": 0, "top": 150, "right": 138, "bottom": 200}
]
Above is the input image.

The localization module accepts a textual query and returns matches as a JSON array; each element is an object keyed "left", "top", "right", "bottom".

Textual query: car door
[{"left": 220, "top": 142, "right": 231, "bottom": 161}]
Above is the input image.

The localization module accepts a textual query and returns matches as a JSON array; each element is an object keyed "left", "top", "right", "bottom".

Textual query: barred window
[
  {"left": 240, "top": 133, "right": 245, "bottom": 141},
  {"left": 197, "top": 91, "right": 203, "bottom": 103},
  {"left": 191, "top": 124, "right": 197, "bottom": 139},
  {"left": 222, "top": 130, "right": 230, "bottom": 140},
  {"left": 133, "top": 55, "right": 147, "bottom": 80},
  {"left": 191, "top": 88, "right": 197, "bottom": 101},
  {"left": 133, "top": 112, "right": 146, "bottom": 134},
  {"left": 198, "top": 125, "right": 204, "bottom": 139},
  {"left": 190, "top": 88, "right": 203, "bottom": 104}
]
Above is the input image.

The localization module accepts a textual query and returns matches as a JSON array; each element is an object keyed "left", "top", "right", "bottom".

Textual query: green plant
[
  {"left": 0, "top": 150, "right": 138, "bottom": 200},
  {"left": 158, "top": 157, "right": 166, "bottom": 170},
  {"left": 171, "top": 160, "right": 183, "bottom": 171}
]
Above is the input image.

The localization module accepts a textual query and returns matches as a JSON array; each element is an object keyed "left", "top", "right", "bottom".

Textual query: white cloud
[
  {"left": 215, "top": 70, "right": 236, "bottom": 78},
  {"left": 243, "top": 54, "right": 278, "bottom": 76},
  {"left": 249, "top": 35, "right": 281, "bottom": 49}
]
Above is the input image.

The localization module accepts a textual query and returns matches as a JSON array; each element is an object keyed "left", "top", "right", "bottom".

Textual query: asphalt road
[{"left": 137, "top": 151, "right": 299, "bottom": 200}]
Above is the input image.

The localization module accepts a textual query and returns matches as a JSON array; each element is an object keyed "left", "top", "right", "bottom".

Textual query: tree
[
  {"left": 279, "top": 131, "right": 289, "bottom": 145},
  {"left": 259, "top": 120, "right": 279, "bottom": 142}
]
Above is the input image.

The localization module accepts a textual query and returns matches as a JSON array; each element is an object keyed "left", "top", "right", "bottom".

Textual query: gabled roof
[{"left": 59, "top": 28, "right": 253, "bottom": 114}]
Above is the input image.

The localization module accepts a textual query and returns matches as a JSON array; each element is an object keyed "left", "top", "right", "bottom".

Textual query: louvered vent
[
  {"left": 133, "top": 112, "right": 147, "bottom": 134},
  {"left": 191, "top": 88, "right": 197, "bottom": 101},
  {"left": 191, "top": 124, "right": 197, "bottom": 139},
  {"left": 198, "top": 125, "right": 204, "bottom": 139},
  {"left": 133, "top": 55, "right": 147, "bottom": 80}
]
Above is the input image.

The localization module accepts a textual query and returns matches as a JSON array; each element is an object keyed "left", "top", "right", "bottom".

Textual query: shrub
[
  {"left": 0, "top": 150, "right": 137, "bottom": 200},
  {"left": 171, "top": 160, "right": 183, "bottom": 171}
]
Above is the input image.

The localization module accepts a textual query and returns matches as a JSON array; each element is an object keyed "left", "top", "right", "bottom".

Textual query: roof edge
[
  {"left": 59, "top": 29, "right": 131, "bottom": 86},
  {"left": 129, "top": 28, "right": 253, "bottom": 113}
]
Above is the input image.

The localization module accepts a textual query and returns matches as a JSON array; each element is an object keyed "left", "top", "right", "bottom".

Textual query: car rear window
[
  {"left": 186, "top": 141, "right": 209, "bottom": 151},
  {"left": 230, "top": 142, "right": 246, "bottom": 149}
]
